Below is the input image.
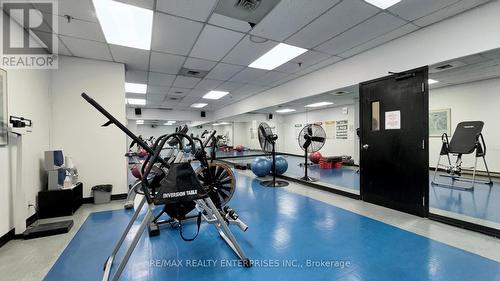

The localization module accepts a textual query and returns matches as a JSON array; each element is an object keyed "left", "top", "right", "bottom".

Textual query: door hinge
[
  {"left": 422, "top": 139, "right": 425, "bottom": 150},
  {"left": 423, "top": 196, "right": 425, "bottom": 206},
  {"left": 422, "top": 82, "right": 425, "bottom": 93}
]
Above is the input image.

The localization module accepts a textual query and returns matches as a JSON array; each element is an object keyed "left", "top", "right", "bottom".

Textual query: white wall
[
  {"left": 214, "top": 1, "right": 500, "bottom": 120},
  {"left": 429, "top": 78, "right": 500, "bottom": 173},
  {"left": 0, "top": 69, "right": 51, "bottom": 238},
  {"left": 51, "top": 56, "right": 127, "bottom": 197},
  {"left": 279, "top": 105, "right": 357, "bottom": 162}
]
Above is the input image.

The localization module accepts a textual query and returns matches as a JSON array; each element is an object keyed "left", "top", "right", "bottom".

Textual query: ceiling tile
[
  {"left": 314, "top": 12, "right": 408, "bottom": 55},
  {"left": 189, "top": 25, "right": 245, "bottom": 61},
  {"left": 180, "top": 96, "right": 202, "bottom": 103},
  {"left": 250, "top": 0, "right": 341, "bottom": 41},
  {"left": 195, "top": 79, "right": 224, "bottom": 90},
  {"left": 412, "top": 0, "right": 490, "bottom": 27},
  {"left": 188, "top": 89, "right": 208, "bottom": 97},
  {"left": 39, "top": 0, "right": 97, "bottom": 23},
  {"left": 148, "top": 86, "right": 169, "bottom": 95},
  {"left": 388, "top": 0, "right": 459, "bottom": 22},
  {"left": 216, "top": 81, "right": 245, "bottom": 92},
  {"left": 156, "top": 0, "right": 218, "bottom": 21},
  {"left": 126, "top": 70, "right": 149, "bottom": 83},
  {"left": 168, "top": 87, "right": 191, "bottom": 95},
  {"left": 253, "top": 71, "right": 290, "bottom": 86},
  {"left": 339, "top": 23, "right": 419, "bottom": 58},
  {"left": 205, "top": 63, "right": 245, "bottom": 80},
  {"left": 184, "top": 57, "right": 217, "bottom": 71},
  {"left": 222, "top": 35, "right": 277, "bottom": 66},
  {"left": 148, "top": 72, "right": 176, "bottom": 86},
  {"left": 275, "top": 51, "right": 332, "bottom": 74},
  {"left": 58, "top": 16, "right": 106, "bottom": 42},
  {"left": 152, "top": 12, "right": 203, "bottom": 56},
  {"left": 60, "top": 36, "right": 113, "bottom": 61},
  {"left": 268, "top": 74, "right": 300, "bottom": 88},
  {"left": 173, "top": 76, "right": 201, "bottom": 88},
  {"left": 286, "top": 0, "right": 378, "bottom": 49},
  {"left": 208, "top": 13, "right": 252, "bottom": 33},
  {"left": 57, "top": 38, "right": 73, "bottom": 56},
  {"left": 229, "top": 68, "right": 268, "bottom": 84},
  {"left": 149, "top": 51, "right": 185, "bottom": 74},
  {"left": 110, "top": 44, "right": 150, "bottom": 71},
  {"left": 147, "top": 94, "right": 165, "bottom": 102},
  {"left": 295, "top": 56, "right": 343, "bottom": 75},
  {"left": 116, "top": 0, "right": 155, "bottom": 9}
]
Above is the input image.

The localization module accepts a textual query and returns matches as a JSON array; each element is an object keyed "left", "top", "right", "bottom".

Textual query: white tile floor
[{"left": 0, "top": 173, "right": 499, "bottom": 281}]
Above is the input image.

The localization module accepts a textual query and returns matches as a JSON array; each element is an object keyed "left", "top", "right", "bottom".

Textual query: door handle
[{"left": 362, "top": 144, "right": 369, "bottom": 150}]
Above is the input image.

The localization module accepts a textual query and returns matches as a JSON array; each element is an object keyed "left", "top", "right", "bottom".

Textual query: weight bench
[{"left": 432, "top": 121, "right": 493, "bottom": 190}]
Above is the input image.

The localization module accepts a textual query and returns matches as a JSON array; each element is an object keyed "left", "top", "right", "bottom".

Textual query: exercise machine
[
  {"left": 81, "top": 93, "right": 250, "bottom": 281},
  {"left": 432, "top": 121, "right": 493, "bottom": 190}
]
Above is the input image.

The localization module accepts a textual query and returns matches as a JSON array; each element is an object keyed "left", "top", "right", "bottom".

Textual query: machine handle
[{"left": 362, "top": 144, "right": 369, "bottom": 150}]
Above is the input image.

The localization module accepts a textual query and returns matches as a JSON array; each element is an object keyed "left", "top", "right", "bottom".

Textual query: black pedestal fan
[
  {"left": 258, "top": 122, "right": 289, "bottom": 187},
  {"left": 298, "top": 124, "right": 326, "bottom": 182}
]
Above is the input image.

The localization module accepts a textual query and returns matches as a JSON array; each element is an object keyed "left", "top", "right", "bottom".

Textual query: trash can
[{"left": 92, "top": 184, "right": 112, "bottom": 204}]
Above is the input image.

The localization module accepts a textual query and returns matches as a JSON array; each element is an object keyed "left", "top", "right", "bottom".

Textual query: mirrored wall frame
[
  {"left": 427, "top": 47, "right": 500, "bottom": 237},
  {"left": 0, "top": 68, "right": 7, "bottom": 146}
]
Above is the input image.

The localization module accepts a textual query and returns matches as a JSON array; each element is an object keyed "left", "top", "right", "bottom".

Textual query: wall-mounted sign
[
  {"left": 385, "top": 110, "right": 401, "bottom": 130},
  {"left": 336, "top": 120, "right": 348, "bottom": 139}
]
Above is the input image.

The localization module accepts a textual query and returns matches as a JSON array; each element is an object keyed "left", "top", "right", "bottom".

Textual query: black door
[{"left": 359, "top": 67, "right": 429, "bottom": 217}]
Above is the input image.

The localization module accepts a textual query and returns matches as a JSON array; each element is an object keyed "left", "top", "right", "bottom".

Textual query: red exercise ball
[
  {"left": 138, "top": 148, "right": 148, "bottom": 157},
  {"left": 309, "top": 151, "right": 322, "bottom": 164},
  {"left": 131, "top": 165, "right": 141, "bottom": 179},
  {"left": 235, "top": 144, "right": 244, "bottom": 152}
]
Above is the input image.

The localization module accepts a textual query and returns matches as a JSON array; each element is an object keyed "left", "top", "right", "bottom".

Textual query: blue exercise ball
[
  {"left": 251, "top": 157, "right": 272, "bottom": 177},
  {"left": 274, "top": 156, "right": 288, "bottom": 175},
  {"left": 183, "top": 145, "right": 192, "bottom": 153}
]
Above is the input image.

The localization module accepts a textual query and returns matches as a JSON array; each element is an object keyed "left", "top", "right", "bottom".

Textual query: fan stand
[
  {"left": 299, "top": 149, "right": 317, "bottom": 182},
  {"left": 261, "top": 141, "right": 289, "bottom": 188}
]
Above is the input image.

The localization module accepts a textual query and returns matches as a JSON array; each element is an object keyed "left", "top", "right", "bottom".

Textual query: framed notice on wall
[
  {"left": 429, "top": 109, "right": 451, "bottom": 137},
  {"left": 0, "top": 69, "right": 7, "bottom": 146},
  {"left": 336, "top": 120, "right": 348, "bottom": 139}
]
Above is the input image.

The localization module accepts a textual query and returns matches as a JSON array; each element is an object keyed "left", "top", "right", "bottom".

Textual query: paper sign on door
[{"left": 385, "top": 110, "right": 401, "bottom": 130}]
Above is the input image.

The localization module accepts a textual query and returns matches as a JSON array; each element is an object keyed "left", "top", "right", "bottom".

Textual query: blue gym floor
[
  {"left": 45, "top": 172, "right": 500, "bottom": 281},
  {"left": 223, "top": 155, "right": 500, "bottom": 227}
]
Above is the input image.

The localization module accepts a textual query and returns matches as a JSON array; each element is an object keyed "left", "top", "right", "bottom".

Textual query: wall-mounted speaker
[
  {"left": 135, "top": 108, "right": 142, "bottom": 115},
  {"left": 201, "top": 111, "right": 206, "bottom": 118},
  {"left": 268, "top": 113, "right": 273, "bottom": 120}
]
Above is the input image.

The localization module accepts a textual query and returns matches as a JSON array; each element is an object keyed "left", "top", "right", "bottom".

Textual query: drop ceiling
[{"left": 19, "top": 0, "right": 493, "bottom": 112}]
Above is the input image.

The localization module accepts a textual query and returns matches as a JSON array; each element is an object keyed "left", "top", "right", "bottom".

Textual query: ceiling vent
[
  {"left": 331, "top": 91, "right": 350, "bottom": 96},
  {"left": 178, "top": 67, "right": 208, "bottom": 79},
  {"left": 430, "top": 60, "right": 466, "bottom": 73},
  {"left": 214, "top": 0, "right": 281, "bottom": 26}
]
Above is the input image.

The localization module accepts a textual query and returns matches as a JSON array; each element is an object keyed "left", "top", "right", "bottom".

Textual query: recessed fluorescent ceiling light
[
  {"left": 191, "top": 103, "right": 208, "bottom": 108},
  {"left": 164, "top": 122, "right": 174, "bottom": 125},
  {"left": 363, "top": 0, "right": 401, "bottom": 9},
  {"left": 428, "top": 79, "right": 439, "bottom": 85},
  {"left": 136, "top": 120, "right": 144, "bottom": 124},
  {"left": 125, "top": 83, "right": 147, "bottom": 94},
  {"left": 167, "top": 120, "right": 176, "bottom": 124},
  {"left": 127, "top": 98, "right": 146, "bottom": 105},
  {"left": 276, "top": 108, "right": 296, "bottom": 113},
  {"left": 249, "top": 43, "right": 307, "bottom": 70},
  {"left": 93, "top": 0, "right": 153, "bottom": 50},
  {"left": 203, "top": 90, "right": 229, "bottom": 100},
  {"left": 213, "top": 122, "right": 230, "bottom": 126},
  {"left": 305, "top": 102, "right": 334, "bottom": 108}
]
